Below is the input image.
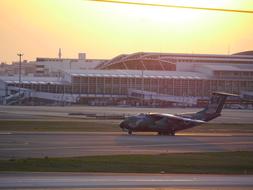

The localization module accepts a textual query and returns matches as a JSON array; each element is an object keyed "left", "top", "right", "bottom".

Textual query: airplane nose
[{"left": 120, "top": 121, "right": 127, "bottom": 129}]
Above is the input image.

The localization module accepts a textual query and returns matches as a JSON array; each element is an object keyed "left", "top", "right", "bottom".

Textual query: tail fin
[{"left": 194, "top": 92, "right": 238, "bottom": 121}]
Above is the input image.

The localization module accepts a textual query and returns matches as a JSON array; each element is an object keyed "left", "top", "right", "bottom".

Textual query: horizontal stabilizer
[{"left": 212, "top": 91, "right": 239, "bottom": 97}]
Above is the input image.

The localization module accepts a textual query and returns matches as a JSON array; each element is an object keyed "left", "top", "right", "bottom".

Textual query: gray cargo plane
[{"left": 120, "top": 92, "right": 237, "bottom": 135}]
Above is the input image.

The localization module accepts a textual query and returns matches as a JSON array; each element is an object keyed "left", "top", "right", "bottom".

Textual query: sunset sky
[{"left": 1, "top": 0, "right": 253, "bottom": 63}]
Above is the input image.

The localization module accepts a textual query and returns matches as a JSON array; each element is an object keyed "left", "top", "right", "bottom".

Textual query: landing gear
[
  {"left": 128, "top": 130, "right": 132, "bottom": 135},
  {"left": 170, "top": 131, "right": 175, "bottom": 136},
  {"left": 158, "top": 131, "right": 175, "bottom": 136}
]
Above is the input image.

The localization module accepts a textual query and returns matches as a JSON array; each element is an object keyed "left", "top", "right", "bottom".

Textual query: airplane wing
[
  {"left": 68, "top": 112, "right": 126, "bottom": 119},
  {"left": 149, "top": 113, "right": 206, "bottom": 124}
]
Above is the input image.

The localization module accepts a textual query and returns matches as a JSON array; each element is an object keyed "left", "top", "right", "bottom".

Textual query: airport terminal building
[{"left": 0, "top": 51, "right": 253, "bottom": 106}]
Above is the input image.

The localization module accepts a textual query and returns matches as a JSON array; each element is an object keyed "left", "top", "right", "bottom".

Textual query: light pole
[{"left": 17, "top": 53, "right": 23, "bottom": 104}]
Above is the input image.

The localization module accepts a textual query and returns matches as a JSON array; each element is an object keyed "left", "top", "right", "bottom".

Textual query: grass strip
[
  {"left": 184, "top": 123, "right": 253, "bottom": 133},
  {"left": 1, "top": 152, "right": 253, "bottom": 174},
  {"left": 0, "top": 120, "right": 120, "bottom": 132},
  {"left": 0, "top": 120, "right": 252, "bottom": 133}
]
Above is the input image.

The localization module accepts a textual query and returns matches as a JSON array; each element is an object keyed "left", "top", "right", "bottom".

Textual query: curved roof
[
  {"left": 97, "top": 52, "right": 176, "bottom": 71},
  {"left": 97, "top": 51, "right": 253, "bottom": 71},
  {"left": 233, "top": 50, "right": 253, "bottom": 56}
]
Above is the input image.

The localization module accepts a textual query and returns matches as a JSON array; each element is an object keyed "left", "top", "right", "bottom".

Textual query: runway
[
  {"left": 0, "top": 172, "right": 252, "bottom": 189},
  {"left": 1, "top": 132, "right": 253, "bottom": 159}
]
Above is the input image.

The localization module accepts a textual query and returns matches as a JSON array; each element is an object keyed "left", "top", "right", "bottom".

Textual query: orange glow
[{"left": 0, "top": 0, "right": 253, "bottom": 63}]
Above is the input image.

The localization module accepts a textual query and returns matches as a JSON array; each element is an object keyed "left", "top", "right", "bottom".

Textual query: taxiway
[{"left": 1, "top": 105, "right": 253, "bottom": 123}]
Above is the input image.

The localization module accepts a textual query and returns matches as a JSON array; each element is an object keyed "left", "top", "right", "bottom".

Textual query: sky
[{"left": 1, "top": 0, "right": 253, "bottom": 63}]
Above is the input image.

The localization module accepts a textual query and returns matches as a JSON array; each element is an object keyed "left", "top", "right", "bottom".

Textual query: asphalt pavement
[
  {"left": 1, "top": 105, "right": 253, "bottom": 123},
  {"left": 0, "top": 173, "right": 252, "bottom": 189},
  {"left": 0, "top": 132, "right": 253, "bottom": 159}
]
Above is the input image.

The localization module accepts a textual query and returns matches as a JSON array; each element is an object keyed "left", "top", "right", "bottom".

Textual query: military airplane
[{"left": 120, "top": 92, "right": 238, "bottom": 135}]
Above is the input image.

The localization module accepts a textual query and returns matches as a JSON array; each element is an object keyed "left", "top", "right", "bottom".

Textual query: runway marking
[{"left": 0, "top": 132, "right": 12, "bottom": 135}]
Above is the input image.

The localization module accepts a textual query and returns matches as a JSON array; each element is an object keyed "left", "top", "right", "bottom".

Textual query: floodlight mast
[{"left": 17, "top": 53, "right": 24, "bottom": 104}]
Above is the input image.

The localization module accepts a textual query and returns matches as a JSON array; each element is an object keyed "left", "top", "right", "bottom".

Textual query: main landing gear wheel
[
  {"left": 128, "top": 130, "right": 132, "bottom": 135},
  {"left": 158, "top": 131, "right": 176, "bottom": 136}
]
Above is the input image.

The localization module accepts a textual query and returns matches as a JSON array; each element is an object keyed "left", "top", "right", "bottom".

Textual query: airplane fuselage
[{"left": 120, "top": 113, "right": 205, "bottom": 135}]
